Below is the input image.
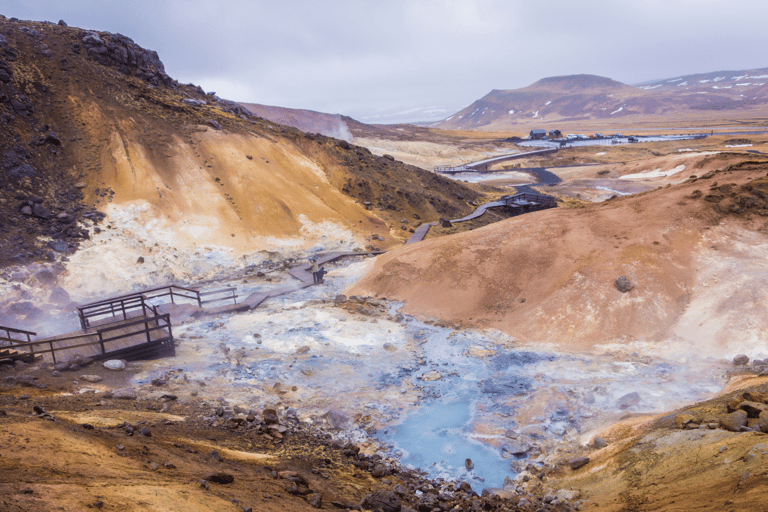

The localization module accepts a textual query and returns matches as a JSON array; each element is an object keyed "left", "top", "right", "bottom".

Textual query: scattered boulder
[
  {"left": 739, "top": 401, "right": 767, "bottom": 417},
  {"left": 103, "top": 360, "right": 126, "bottom": 371},
  {"left": 204, "top": 472, "right": 234, "bottom": 484},
  {"left": 675, "top": 413, "right": 697, "bottom": 428},
  {"left": 307, "top": 493, "right": 322, "bottom": 508},
  {"left": 501, "top": 441, "right": 530, "bottom": 458},
  {"left": 591, "top": 436, "right": 608, "bottom": 449},
  {"left": 614, "top": 276, "right": 634, "bottom": 292},
  {"left": 262, "top": 408, "right": 279, "bottom": 425},
  {"left": 79, "top": 375, "right": 103, "bottom": 383},
  {"left": 569, "top": 456, "right": 590, "bottom": 470},
  {"left": 111, "top": 387, "right": 137, "bottom": 400},
  {"left": 208, "top": 119, "right": 222, "bottom": 130},
  {"left": 439, "top": 218, "right": 453, "bottom": 228},
  {"left": 49, "top": 287, "right": 71, "bottom": 305},
  {"left": 721, "top": 410, "right": 748, "bottom": 432},
  {"left": 420, "top": 370, "right": 442, "bottom": 381},
  {"left": 733, "top": 354, "right": 750, "bottom": 366},
  {"left": 616, "top": 391, "right": 641, "bottom": 410},
  {"left": 361, "top": 490, "right": 401, "bottom": 512}
]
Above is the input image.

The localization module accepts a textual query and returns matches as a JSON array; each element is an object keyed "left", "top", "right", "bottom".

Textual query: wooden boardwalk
[
  {"left": 287, "top": 251, "right": 384, "bottom": 284},
  {"left": 406, "top": 190, "right": 557, "bottom": 244},
  {"left": 18, "top": 309, "right": 173, "bottom": 364}
]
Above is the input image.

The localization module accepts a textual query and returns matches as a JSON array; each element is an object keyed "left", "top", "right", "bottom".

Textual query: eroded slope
[{"left": 349, "top": 160, "right": 768, "bottom": 353}]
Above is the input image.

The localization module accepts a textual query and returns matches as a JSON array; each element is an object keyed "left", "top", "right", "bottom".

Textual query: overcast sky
[{"left": 2, "top": 0, "right": 767, "bottom": 123}]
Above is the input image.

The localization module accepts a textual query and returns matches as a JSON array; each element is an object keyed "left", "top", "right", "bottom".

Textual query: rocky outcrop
[{"left": 78, "top": 30, "right": 173, "bottom": 87}]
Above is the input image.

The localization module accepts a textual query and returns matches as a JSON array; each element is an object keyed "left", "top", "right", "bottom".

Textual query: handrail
[
  {"left": 0, "top": 325, "right": 37, "bottom": 345},
  {"left": 79, "top": 285, "right": 202, "bottom": 308},
  {"left": 77, "top": 287, "right": 196, "bottom": 329},
  {"left": 6, "top": 312, "right": 172, "bottom": 364},
  {"left": 199, "top": 287, "right": 239, "bottom": 306}
]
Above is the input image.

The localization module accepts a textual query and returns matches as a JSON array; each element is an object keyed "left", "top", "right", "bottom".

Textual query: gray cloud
[{"left": 2, "top": 0, "right": 767, "bottom": 123}]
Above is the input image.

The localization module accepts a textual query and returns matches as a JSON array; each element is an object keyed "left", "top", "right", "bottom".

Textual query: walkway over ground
[{"left": 406, "top": 190, "right": 557, "bottom": 244}]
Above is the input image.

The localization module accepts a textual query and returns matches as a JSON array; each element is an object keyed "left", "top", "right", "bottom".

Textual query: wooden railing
[
  {"left": 199, "top": 287, "right": 238, "bottom": 306},
  {"left": 78, "top": 294, "right": 161, "bottom": 330},
  {"left": 502, "top": 192, "right": 558, "bottom": 208},
  {"left": 77, "top": 285, "right": 240, "bottom": 329},
  {"left": 0, "top": 325, "right": 37, "bottom": 345},
  {"left": 3, "top": 312, "right": 173, "bottom": 364}
]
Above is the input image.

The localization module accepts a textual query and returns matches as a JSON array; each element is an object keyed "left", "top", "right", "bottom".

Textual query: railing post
[
  {"left": 99, "top": 331, "right": 105, "bottom": 354},
  {"left": 145, "top": 320, "right": 151, "bottom": 343},
  {"left": 171, "top": 287, "right": 175, "bottom": 304},
  {"left": 50, "top": 341, "right": 56, "bottom": 364},
  {"left": 121, "top": 299, "right": 127, "bottom": 321}
]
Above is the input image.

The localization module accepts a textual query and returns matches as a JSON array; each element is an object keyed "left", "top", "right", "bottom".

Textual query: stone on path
[
  {"left": 79, "top": 375, "right": 103, "bottom": 383},
  {"left": 103, "top": 360, "right": 126, "bottom": 371}
]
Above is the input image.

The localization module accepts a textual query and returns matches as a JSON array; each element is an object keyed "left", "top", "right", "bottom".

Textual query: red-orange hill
[{"left": 348, "top": 161, "right": 768, "bottom": 350}]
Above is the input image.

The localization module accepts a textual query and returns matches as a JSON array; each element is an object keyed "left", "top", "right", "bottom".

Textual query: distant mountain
[{"left": 433, "top": 69, "right": 768, "bottom": 131}]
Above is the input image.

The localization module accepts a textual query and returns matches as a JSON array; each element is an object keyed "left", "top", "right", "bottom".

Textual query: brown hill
[
  {"left": 0, "top": 16, "right": 491, "bottom": 267},
  {"left": 238, "top": 102, "right": 353, "bottom": 141},
  {"left": 348, "top": 159, "right": 768, "bottom": 354},
  {"left": 434, "top": 69, "right": 768, "bottom": 131}
]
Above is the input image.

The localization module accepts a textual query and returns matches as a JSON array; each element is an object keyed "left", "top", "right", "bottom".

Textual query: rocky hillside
[
  {"left": 0, "top": 15, "right": 489, "bottom": 268},
  {"left": 434, "top": 69, "right": 768, "bottom": 131}
]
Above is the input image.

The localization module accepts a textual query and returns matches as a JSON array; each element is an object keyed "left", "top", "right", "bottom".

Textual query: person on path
[
  {"left": 317, "top": 266, "right": 327, "bottom": 283},
  {"left": 310, "top": 258, "right": 320, "bottom": 283}
]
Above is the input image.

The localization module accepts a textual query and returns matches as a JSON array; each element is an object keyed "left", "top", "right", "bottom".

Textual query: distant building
[
  {"left": 548, "top": 130, "right": 562, "bottom": 138},
  {"left": 529, "top": 129, "right": 547, "bottom": 140}
]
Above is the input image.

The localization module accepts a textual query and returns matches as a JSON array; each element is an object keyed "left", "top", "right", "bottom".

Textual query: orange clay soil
[{"left": 348, "top": 158, "right": 768, "bottom": 352}]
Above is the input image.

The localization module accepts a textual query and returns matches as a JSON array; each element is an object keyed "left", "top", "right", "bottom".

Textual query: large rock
[
  {"left": 49, "top": 287, "right": 71, "bottom": 305},
  {"left": 569, "top": 456, "right": 590, "bottom": 470},
  {"left": 32, "top": 204, "right": 52, "bottom": 219},
  {"left": 7, "top": 163, "right": 37, "bottom": 183},
  {"left": 0, "top": 59, "right": 11, "bottom": 82},
  {"left": 616, "top": 391, "right": 641, "bottom": 410},
  {"left": 739, "top": 401, "right": 768, "bottom": 417},
  {"left": 103, "top": 360, "right": 126, "bottom": 371},
  {"left": 614, "top": 276, "right": 634, "bottom": 292},
  {"left": 361, "top": 490, "right": 401, "bottom": 512},
  {"left": 733, "top": 354, "right": 750, "bottom": 366},
  {"left": 501, "top": 441, "right": 531, "bottom": 458},
  {"left": 111, "top": 387, "right": 137, "bottom": 400},
  {"left": 675, "top": 413, "right": 697, "bottom": 428},
  {"left": 721, "top": 410, "right": 748, "bottom": 432}
]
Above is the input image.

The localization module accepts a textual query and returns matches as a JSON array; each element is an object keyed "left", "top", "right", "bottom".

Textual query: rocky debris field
[{"left": 0, "top": 357, "right": 582, "bottom": 512}]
